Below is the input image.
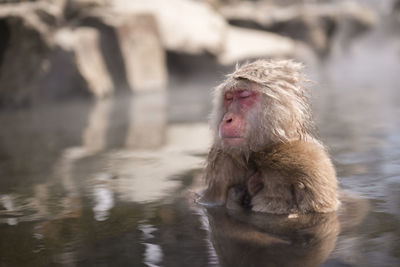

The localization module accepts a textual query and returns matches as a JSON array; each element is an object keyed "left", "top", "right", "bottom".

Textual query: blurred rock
[
  {"left": 395, "top": 0, "right": 400, "bottom": 10},
  {"left": 220, "top": 1, "right": 378, "bottom": 55},
  {"left": 0, "top": 0, "right": 169, "bottom": 106},
  {"left": 108, "top": 0, "right": 306, "bottom": 67},
  {"left": 0, "top": 2, "right": 59, "bottom": 107},
  {"left": 64, "top": 5, "right": 168, "bottom": 93},
  {"left": 116, "top": 14, "right": 167, "bottom": 92},
  {"left": 0, "top": 1, "right": 102, "bottom": 107},
  {"left": 218, "top": 25, "right": 296, "bottom": 65},
  {"left": 54, "top": 27, "right": 114, "bottom": 98},
  {"left": 0, "top": 0, "right": 378, "bottom": 107},
  {"left": 394, "top": 0, "right": 400, "bottom": 21},
  {"left": 64, "top": 0, "right": 108, "bottom": 20},
  {"left": 79, "top": 11, "right": 168, "bottom": 92},
  {"left": 110, "top": 0, "right": 226, "bottom": 55}
]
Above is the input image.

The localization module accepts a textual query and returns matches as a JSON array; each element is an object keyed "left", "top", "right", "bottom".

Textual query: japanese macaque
[{"left": 199, "top": 59, "right": 339, "bottom": 214}]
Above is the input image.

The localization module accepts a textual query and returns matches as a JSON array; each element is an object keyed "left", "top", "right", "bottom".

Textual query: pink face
[{"left": 219, "top": 88, "right": 260, "bottom": 147}]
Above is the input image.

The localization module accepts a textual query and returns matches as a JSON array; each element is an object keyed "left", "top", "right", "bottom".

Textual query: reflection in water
[
  {"left": 143, "top": 243, "right": 163, "bottom": 267},
  {"left": 0, "top": 90, "right": 212, "bottom": 265},
  {"left": 189, "top": 189, "right": 370, "bottom": 267},
  {"left": 205, "top": 208, "right": 339, "bottom": 267},
  {"left": 83, "top": 98, "right": 112, "bottom": 154},
  {"left": 126, "top": 91, "right": 167, "bottom": 149},
  {"left": 0, "top": 195, "right": 18, "bottom": 226},
  {"left": 92, "top": 173, "right": 115, "bottom": 221},
  {"left": 139, "top": 222, "right": 164, "bottom": 266}
]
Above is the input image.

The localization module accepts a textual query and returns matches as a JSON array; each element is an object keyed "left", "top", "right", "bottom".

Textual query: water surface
[{"left": 1, "top": 19, "right": 400, "bottom": 267}]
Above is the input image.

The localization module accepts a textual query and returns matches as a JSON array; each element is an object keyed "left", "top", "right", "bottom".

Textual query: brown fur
[
  {"left": 251, "top": 141, "right": 338, "bottom": 213},
  {"left": 199, "top": 59, "right": 339, "bottom": 214}
]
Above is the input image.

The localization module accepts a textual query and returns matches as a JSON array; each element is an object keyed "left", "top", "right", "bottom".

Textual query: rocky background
[{"left": 0, "top": 0, "right": 397, "bottom": 108}]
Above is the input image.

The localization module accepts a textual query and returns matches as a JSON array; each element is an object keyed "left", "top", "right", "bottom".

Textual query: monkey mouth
[
  {"left": 222, "top": 135, "right": 244, "bottom": 139},
  {"left": 222, "top": 136, "right": 245, "bottom": 146}
]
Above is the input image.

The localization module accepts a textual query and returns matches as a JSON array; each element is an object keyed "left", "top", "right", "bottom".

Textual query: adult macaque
[{"left": 199, "top": 59, "right": 339, "bottom": 214}]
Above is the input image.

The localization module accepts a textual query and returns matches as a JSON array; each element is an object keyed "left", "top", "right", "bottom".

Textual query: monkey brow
[
  {"left": 224, "top": 78, "right": 252, "bottom": 91},
  {"left": 235, "top": 77, "right": 252, "bottom": 84}
]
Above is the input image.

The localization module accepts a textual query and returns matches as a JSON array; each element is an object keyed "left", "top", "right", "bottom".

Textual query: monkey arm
[
  {"left": 197, "top": 182, "right": 228, "bottom": 206},
  {"left": 247, "top": 172, "right": 264, "bottom": 196},
  {"left": 199, "top": 146, "right": 251, "bottom": 206},
  {"left": 251, "top": 141, "right": 339, "bottom": 214}
]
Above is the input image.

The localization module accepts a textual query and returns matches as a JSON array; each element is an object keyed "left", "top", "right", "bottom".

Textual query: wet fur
[{"left": 201, "top": 59, "right": 339, "bottom": 214}]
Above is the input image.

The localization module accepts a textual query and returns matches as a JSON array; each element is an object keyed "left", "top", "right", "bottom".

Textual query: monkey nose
[{"left": 224, "top": 114, "right": 234, "bottom": 123}]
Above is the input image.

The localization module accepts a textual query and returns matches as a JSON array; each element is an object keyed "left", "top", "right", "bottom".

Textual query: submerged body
[{"left": 200, "top": 59, "right": 339, "bottom": 214}]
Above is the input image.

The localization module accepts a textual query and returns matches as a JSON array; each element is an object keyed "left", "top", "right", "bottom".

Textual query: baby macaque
[{"left": 199, "top": 59, "right": 339, "bottom": 214}]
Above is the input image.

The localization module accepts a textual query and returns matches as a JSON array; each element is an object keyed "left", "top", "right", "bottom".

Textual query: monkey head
[{"left": 210, "top": 60, "right": 314, "bottom": 152}]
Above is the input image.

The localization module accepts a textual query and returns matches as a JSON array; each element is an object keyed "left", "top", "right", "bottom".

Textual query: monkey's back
[{"left": 252, "top": 140, "right": 339, "bottom": 214}]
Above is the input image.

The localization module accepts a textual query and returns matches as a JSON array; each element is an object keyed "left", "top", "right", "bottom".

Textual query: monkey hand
[
  {"left": 248, "top": 172, "right": 264, "bottom": 196},
  {"left": 226, "top": 184, "right": 252, "bottom": 210}
]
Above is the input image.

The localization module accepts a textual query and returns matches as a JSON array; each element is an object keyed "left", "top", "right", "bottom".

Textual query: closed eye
[
  {"left": 239, "top": 90, "right": 251, "bottom": 98},
  {"left": 225, "top": 92, "right": 234, "bottom": 101}
]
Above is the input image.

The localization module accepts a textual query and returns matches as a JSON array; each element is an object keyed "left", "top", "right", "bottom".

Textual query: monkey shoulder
[
  {"left": 252, "top": 140, "right": 339, "bottom": 213},
  {"left": 254, "top": 140, "right": 336, "bottom": 183}
]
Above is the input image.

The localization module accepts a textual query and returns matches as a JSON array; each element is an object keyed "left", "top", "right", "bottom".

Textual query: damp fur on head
[{"left": 210, "top": 59, "right": 316, "bottom": 147}]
